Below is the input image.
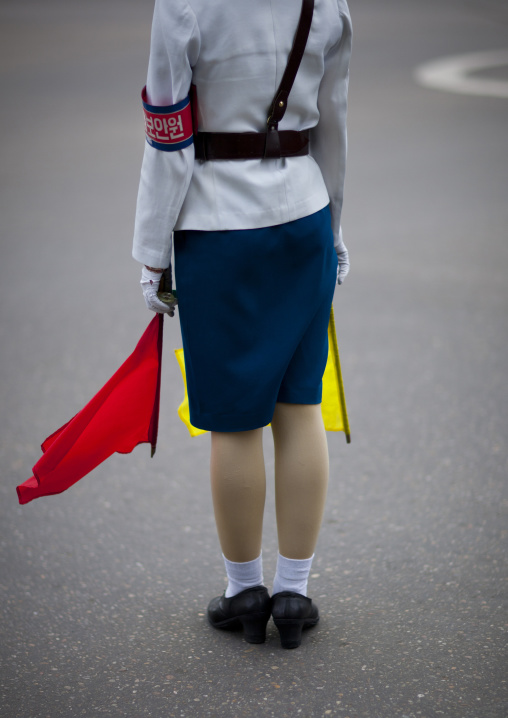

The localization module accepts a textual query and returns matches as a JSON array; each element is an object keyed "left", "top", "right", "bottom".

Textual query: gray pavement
[{"left": 1, "top": 0, "right": 507, "bottom": 716}]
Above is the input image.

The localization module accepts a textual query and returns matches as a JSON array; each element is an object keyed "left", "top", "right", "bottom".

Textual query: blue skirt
[{"left": 173, "top": 205, "right": 338, "bottom": 432}]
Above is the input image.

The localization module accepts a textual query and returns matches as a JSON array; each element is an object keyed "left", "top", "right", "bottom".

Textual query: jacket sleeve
[
  {"left": 309, "top": 4, "right": 352, "bottom": 251},
  {"left": 132, "top": 0, "right": 200, "bottom": 268}
]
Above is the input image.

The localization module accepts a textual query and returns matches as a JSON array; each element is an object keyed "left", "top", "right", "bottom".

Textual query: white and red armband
[{"left": 141, "top": 86, "right": 193, "bottom": 152}]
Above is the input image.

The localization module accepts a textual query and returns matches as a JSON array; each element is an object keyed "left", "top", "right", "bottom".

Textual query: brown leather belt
[{"left": 194, "top": 129, "right": 310, "bottom": 161}]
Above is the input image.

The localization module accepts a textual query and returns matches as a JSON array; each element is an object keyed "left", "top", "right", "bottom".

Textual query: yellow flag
[
  {"left": 174, "top": 348, "right": 207, "bottom": 437},
  {"left": 174, "top": 306, "right": 350, "bottom": 442},
  {"left": 322, "top": 305, "right": 351, "bottom": 442}
]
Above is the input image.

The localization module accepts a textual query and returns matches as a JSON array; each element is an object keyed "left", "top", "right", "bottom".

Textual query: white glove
[
  {"left": 140, "top": 266, "right": 178, "bottom": 316},
  {"left": 335, "top": 232, "right": 350, "bottom": 285}
]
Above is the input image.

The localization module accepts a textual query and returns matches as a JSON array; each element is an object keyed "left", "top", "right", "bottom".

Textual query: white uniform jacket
[{"left": 132, "top": 0, "right": 352, "bottom": 269}]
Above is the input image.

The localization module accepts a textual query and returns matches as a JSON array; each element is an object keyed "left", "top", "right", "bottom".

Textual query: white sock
[
  {"left": 272, "top": 553, "right": 314, "bottom": 596},
  {"left": 223, "top": 553, "right": 264, "bottom": 598}
]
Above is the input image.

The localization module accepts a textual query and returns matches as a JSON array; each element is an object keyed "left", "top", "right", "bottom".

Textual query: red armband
[{"left": 141, "top": 86, "right": 193, "bottom": 152}]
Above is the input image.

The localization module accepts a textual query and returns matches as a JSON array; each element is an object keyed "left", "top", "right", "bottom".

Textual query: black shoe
[
  {"left": 207, "top": 586, "right": 271, "bottom": 644},
  {"left": 271, "top": 591, "right": 320, "bottom": 649}
]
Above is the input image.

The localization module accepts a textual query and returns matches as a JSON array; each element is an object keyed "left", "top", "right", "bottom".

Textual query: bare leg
[
  {"left": 210, "top": 428, "right": 266, "bottom": 563},
  {"left": 271, "top": 403, "right": 329, "bottom": 560}
]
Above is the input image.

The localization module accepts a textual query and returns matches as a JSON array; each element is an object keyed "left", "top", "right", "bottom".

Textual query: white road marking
[{"left": 414, "top": 49, "right": 508, "bottom": 99}]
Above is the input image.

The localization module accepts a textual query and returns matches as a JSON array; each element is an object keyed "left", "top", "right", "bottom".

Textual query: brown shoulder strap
[
  {"left": 266, "top": 0, "right": 315, "bottom": 130},
  {"left": 194, "top": 0, "right": 315, "bottom": 161}
]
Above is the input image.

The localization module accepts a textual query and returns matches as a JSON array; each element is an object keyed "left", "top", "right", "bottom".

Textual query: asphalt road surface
[{"left": 1, "top": 1, "right": 507, "bottom": 716}]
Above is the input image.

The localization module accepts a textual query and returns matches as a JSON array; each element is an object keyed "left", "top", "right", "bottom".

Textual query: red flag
[{"left": 17, "top": 314, "right": 164, "bottom": 505}]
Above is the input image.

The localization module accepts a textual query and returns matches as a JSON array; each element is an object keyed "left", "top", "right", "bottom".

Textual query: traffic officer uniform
[{"left": 133, "top": 0, "right": 352, "bottom": 432}]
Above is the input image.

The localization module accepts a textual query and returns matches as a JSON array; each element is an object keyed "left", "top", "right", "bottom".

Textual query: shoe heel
[
  {"left": 274, "top": 619, "right": 305, "bottom": 649},
  {"left": 239, "top": 614, "right": 269, "bottom": 644}
]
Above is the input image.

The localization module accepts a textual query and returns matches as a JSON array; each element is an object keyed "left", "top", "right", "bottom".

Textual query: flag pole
[{"left": 329, "top": 304, "right": 351, "bottom": 443}]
